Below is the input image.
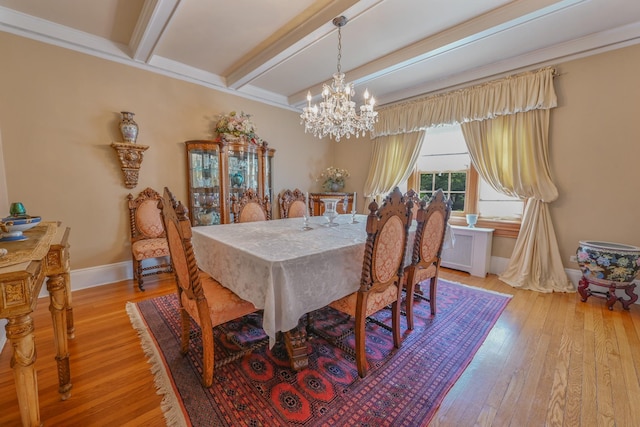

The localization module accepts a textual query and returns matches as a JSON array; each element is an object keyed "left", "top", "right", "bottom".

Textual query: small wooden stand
[{"left": 578, "top": 276, "right": 638, "bottom": 310}]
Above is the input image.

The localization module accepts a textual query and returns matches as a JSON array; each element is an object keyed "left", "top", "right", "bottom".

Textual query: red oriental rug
[{"left": 127, "top": 279, "right": 511, "bottom": 426}]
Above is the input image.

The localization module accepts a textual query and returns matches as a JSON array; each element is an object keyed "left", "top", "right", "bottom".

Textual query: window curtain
[
  {"left": 371, "top": 67, "right": 557, "bottom": 138},
  {"left": 363, "top": 131, "right": 425, "bottom": 206},
  {"left": 461, "top": 111, "right": 573, "bottom": 292},
  {"left": 366, "top": 67, "right": 571, "bottom": 292}
]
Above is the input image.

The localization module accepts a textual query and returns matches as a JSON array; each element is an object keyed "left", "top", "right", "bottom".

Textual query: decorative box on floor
[{"left": 441, "top": 225, "right": 494, "bottom": 277}]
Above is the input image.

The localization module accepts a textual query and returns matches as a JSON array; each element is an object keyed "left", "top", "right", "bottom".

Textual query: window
[
  {"left": 407, "top": 124, "right": 523, "bottom": 238},
  {"left": 419, "top": 172, "right": 466, "bottom": 211}
]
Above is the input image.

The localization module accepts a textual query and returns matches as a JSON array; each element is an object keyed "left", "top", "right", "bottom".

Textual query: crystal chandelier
[{"left": 300, "top": 16, "right": 378, "bottom": 142}]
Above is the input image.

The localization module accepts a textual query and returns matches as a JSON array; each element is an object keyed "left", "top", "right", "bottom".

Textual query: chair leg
[
  {"left": 355, "top": 310, "right": 367, "bottom": 378},
  {"left": 429, "top": 274, "right": 438, "bottom": 315},
  {"left": 391, "top": 300, "right": 401, "bottom": 348},
  {"left": 405, "top": 271, "right": 416, "bottom": 330},
  {"left": 137, "top": 262, "right": 145, "bottom": 291},
  {"left": 179, "top": 308, "right": 190, "bottom": 355}
]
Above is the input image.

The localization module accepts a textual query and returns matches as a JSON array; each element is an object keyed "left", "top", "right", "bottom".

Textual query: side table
[{"left": 0, "top": 222, "right": 73, "bottom": 427}]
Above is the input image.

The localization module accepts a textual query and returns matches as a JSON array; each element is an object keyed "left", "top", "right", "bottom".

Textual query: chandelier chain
[{"left": 336, "top": 26, "right": 342, "bottom": 74}]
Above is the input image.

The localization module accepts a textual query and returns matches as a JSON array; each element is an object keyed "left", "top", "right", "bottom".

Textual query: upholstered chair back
[
  {"left": 231, "top": 188, "right": 271, "bottom": 223},
  {"left": 278, "top": 188, "right": 307, "bottom": 218}
]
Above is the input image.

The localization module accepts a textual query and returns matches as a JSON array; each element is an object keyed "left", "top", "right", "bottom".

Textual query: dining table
[
  {"left": 191, "top": 214, "right": 370, "bottom": 368},
  {"left": 190, "top": 213, "right": 446, "bottom": 370}
]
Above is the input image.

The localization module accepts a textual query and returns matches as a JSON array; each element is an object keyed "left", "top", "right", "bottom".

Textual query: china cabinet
[
  {"left": 309, "top": 192, "right": 353, "bottom": 216},
  {"left": 185, "top": 138, "right": 275, "bottom": 226}
]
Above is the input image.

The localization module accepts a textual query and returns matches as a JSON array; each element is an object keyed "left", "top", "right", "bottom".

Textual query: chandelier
[{"left": 300, "top": 16, "right": 378, "bottom": 142}]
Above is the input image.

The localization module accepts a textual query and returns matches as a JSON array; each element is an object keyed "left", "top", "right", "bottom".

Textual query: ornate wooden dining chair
[
  {"left": 158, "top": 187, "right": 266, "bottom": 387},
  {"left": 319, "top": 187, "right": 413, "bottom": 378},
  {"left": 278, "top": 188, "right": 307, "bottom": 218},
  {"left": 231, "top": 188, "right": 271, "bottom": 223},
  {"left": 404, "top": 189, "right": 452, "bottom": 326},
  {"left": 127, "top": 187, "right": 172, "bottom": 291}
]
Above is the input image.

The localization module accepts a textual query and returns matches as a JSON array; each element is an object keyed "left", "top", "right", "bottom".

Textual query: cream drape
[
  {"left": 365, "top": 67, "right": 570, "bottom": 293},
  {"left": 461, "top": 110, "right": 572, "bottom": 292},
  {"left": 363, "top": 131, "right": 425, "bottom": 206},
  {"left": 372, "top": 67, "right": 557, "bottom": 138}
]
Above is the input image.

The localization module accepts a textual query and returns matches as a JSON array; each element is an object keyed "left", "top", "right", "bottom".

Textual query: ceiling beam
[
  {"left": 289, "top": 0, "right": 588, "bottom": 106},
  {"left": 225, "top": 0, "right": 382, "bottom": 90},
  {"left": 130, "top": 0, "right": 181, "bottom": 63}
]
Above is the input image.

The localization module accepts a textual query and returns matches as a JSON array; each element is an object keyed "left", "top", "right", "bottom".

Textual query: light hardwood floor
[{"left": 1, "top": 269, "right": 639, "bottom": 426}]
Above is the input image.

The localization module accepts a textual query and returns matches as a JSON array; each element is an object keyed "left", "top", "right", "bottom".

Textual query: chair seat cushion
[
  {"left": 182, "top": 270, "right": 257, "bottom": 327},
  {"left": 131, "top": 238, "right": 170, "bottom": 260},
  {"left": 329, "top": 284, "right": 399, "bottom": 317}
]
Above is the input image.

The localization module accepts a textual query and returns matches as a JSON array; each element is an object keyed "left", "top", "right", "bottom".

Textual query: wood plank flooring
[{"left": 1, "top": 269, "right": 639, "bottom": 426}]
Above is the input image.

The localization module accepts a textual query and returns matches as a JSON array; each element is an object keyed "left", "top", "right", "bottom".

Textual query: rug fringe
[
  {"left": 126, "top": 302, "right": 188, "bottom": 427},
  {"left": 440, "top": 279, "right": 514, "bottom": 298}
]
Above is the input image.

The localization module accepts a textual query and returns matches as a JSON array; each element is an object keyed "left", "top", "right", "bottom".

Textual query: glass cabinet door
[
  {"left": 227, "top": 144, "right": 259, "bottom": 220},
  {"left": 186, "top": 142, "right": 221, "bottom": 226}
]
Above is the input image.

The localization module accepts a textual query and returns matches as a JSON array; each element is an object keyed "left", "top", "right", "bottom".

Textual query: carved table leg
[
  {"left": 63, "top": 272, "right": 75, "bottom": 339},
  {"left": 6, "top": 314, "right": 41, "bottom": 427},
  {"left": 47, "top": 274, "right": 72, "bottom": 400},
  {"left": 284, "top": 326, "right": 309, "bottom": 371}
]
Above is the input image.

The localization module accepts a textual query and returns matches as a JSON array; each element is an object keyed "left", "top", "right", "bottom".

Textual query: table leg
[
  {"left": 63, "top": 272, "right": 75, "bottom": 339},
  {"left": 6, "top": 314, "right": 41, "bottom": 427},
  {"left": 47, "top": 274, "right": 72, "bottom": 400},
  {"left": 283, "top": 326, "right": 309, "bottom": 371}
]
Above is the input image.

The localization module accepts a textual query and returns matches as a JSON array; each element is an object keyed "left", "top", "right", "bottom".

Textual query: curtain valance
[{"left": 371, "top": 67, "right": 557, "bottom": 138}]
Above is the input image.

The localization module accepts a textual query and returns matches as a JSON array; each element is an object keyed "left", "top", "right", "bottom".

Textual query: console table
[
  {"left": 0, "top": 222, "right": 73, "bottom": 427},
  {"left": 309, "top": 192, "right": 354, "bottom": 216}
]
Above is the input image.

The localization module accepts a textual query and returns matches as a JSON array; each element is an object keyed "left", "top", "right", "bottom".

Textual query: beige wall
[
  {"left": 551, "top": 44, "right": 640, "bottom": 266},
  {"left": 2, "top": 31, "right": 640, "bottom": 274},
  {"left": 0, "top": 32, "right": 330, "bottom": 269}
]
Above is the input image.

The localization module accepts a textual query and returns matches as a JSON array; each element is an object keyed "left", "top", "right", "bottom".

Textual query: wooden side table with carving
[
  {"left": 309, "top": 192, "right": 353, "bottom": 216},
  {"left": 0, "top": 222, "right": 73, "bottom": 427}
]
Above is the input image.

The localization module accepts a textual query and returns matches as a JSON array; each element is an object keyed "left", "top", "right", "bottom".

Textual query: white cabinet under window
[{"left": 441, "top": 225, "right": 494, "bottom": 277}]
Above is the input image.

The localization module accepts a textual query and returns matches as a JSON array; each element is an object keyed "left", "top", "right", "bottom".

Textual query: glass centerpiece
[{"left": 321, "top": 198, "right": 339, "bottom": 227}]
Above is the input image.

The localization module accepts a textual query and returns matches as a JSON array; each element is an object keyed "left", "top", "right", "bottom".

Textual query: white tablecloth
[{"left": 191, "top": 215, "right": 369, "bottom": 346}]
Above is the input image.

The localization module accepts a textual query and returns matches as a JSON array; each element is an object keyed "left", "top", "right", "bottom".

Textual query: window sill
[{"left": 448, "top": 216, "right": 520, "bottom": 238}]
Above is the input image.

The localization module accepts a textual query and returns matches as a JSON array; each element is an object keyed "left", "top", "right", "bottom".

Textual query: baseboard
[
  {"left": 0, "top": 262, "right": 134, "bottom": 354},
  {"left": 38, "top": 261, "right": 133, "bottom": 298}
]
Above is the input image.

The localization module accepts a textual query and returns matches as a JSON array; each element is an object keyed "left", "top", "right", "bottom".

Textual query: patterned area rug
[{"left": 127, "top": 280, "right": 511, "bottom": 426}]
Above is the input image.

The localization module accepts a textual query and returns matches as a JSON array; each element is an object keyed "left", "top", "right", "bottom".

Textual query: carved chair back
[
  {"left": 231, "top": 188, "right": 271, "bottom": 223},
  {"left": 327, "top": 187, "right": 413, "bottom": 377},
  {"left": 404, "top": 188, "right": 453, "bottom": 320},
  {"left": 278, "top": 188, "right": 307, "bottom": 218},
  {"left": 411, "top": 189, "right": 452, "bottom": 272}
]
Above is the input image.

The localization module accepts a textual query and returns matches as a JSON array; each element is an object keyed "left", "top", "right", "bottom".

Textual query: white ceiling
[{"left": 1, "top": 0, "right": 639, "bottom": 111}]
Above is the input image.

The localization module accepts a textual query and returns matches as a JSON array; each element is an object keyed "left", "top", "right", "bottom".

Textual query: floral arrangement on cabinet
[
  {"left": 318, "top": 166, "right": 350, "bottom": 192},
  {"left": 214, "top": 111, "right": 261, "bottom": 144}
]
